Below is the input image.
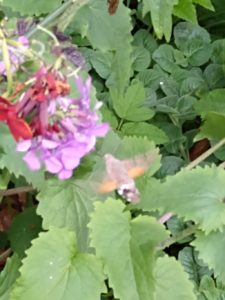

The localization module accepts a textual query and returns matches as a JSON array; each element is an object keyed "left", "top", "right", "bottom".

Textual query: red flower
[{"left": 0, "top": 97, "right": 32, "bottom": 141}]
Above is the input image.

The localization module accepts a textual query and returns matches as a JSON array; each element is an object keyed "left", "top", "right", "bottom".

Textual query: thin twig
[{"left": 0, "top": 186, "right": 34, "bottom": 197}]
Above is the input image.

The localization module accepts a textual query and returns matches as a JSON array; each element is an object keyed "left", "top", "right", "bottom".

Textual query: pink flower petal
[
  {"left": 23, "top": 151, "right": 41, "bottom": 170},
  {"left": 58, "top": 169, "right": 73, "bottom": 180},
  {"left": 42, "top": 139, "right": 59, "bottom": 149},
  {"left": 17, "top": 139, "right": 32, "bottom": 152},
  {"left": 45, "top": 157, "right": 62, "bottom": 174},
  {"left": 61, "top": 154, "right": 80, "bottom": 170}
]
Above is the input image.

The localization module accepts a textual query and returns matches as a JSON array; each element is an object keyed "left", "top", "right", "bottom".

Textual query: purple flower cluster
[{"left": 17, "top": 76, "right": 109, "bottom": 179}]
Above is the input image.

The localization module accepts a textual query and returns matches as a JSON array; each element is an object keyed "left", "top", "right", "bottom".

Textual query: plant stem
[
  {"left": 185, "top": 137, "right": 225, "bottom": 171},
  {"left": 117, "top": 118, "right": 124, "bottom": 131},
  {"left": 26, "top": 0, "right": 74, "bottom": 38},
  {"left": 0, "top": 186, "right": 34, "bottom": 197},
  {"left": 157, "top": 225, "right": 198, "bottom": 250}
]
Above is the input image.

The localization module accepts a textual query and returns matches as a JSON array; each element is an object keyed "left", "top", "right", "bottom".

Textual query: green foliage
[
  {"left": 89, "top": 199, "right": 169, "bottom": 300},
  {"left": 0, "top": 124, "right": 45, "bottom": 189},
  {"left": 153, "top": 256, "right": 196, "bottom": 300},
  {"left": 0, "top": 255, "right": 21, "bottom": 300},
  {"left": 2, "top": 0, "right": 61, "bottom": 15},
  {"left": 11, "top": 227, "right": 106, "bottom": 300}
]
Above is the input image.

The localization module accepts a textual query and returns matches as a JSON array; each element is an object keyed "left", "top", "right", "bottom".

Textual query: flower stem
[
  {"left": 0, "top": 186, "right": 34, "bottom": 197},
  {"left": 185, "top": 137, "right": 225, "bottom": 171}
]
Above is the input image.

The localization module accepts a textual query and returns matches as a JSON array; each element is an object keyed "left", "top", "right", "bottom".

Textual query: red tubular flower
[{"left": 0, "top": 97, "right": 32, "bottom": 141}]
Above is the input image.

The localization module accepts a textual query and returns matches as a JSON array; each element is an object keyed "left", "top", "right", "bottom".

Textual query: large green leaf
[
  {"left": 153, "top": 256, "right": 196, "bottom": 300},
  {"left": 2, "top": 0, "right": 61, "bottom": 15},
  {"left": 192, "top": 228, "right": 225, "bottom": 282},
  {"left": 111, "top": 80, "right": 154, "bottom": 121},
  {"left": 0, "top": 255, "right": 21, "bottom": 300},
  {"left": 152, "top": 44, "right": 177, "bottom": 73},
  {"left": 142, "top": 0, "right": 178, "bottom": 41},
  {"left": 11, "top": 228, "right": 106, "bottom": 300},
  {"left": 89, "top": 199, "right": 169, "bottom": 300},
  {"left": 0, "top": 124, "right": 45, "bottom": 189},
  {"left": 37, "top": 177, "right": 97, "bottom": 251},
  {"left": 137, "top": 166, "right": 225, "bottom": 233}
]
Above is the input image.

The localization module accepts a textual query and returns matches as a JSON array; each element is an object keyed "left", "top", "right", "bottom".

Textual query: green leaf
[
  {"left": 137, "top": 69, "right": 163, "bottom": 90},
  {"left": 133, "top": 29, "right": 158, "bottom": 53},
  {"left": 37, "top": 178, "right": 96, "bottom": 251},
  {"left": 174, "top": 22, "right": 212, "bottom": 66},
  {"left": 193, "top": 0, "right": 214, "bottom": 10},
  {"left": 137, "top": 166, "right": 225, "bottom": 233},
  {"left": 2, "top": 0, "right": 61, "bottom": 15},
  {"left": 198, "top": 275, "right": 222, "bottom": 300},
  {"left": 111, "top": 80, "right": 155, "bottom": 121},
  {"left": 100, "top": 105, "right": 118, "bottom": 128},
  {"left": 173, "top": 0, "right": 197, "bottom": 23},
  {"left": 121, "top": 122, "right": 169, "bottom": 145},
  {"left": 11, "top": 228, "right": 106, "bottom": 300},
  {"left": 0, "top": 255, "right": 21, "bottom": 300},
  {"left": 178, "top": 247, "right": 212, "bottom": 287},
  {"left": 0, "top": 124, "right": 45, "bottom": 189},
  {"left": 90, "top": 50, "right": 113, "bottom": 79},
  {"left": 195, "top": 89, "right": 225, "bottom": 116},
  {"left": 8, "top": 207, "right": 42, "bottom": 257},
  {"left": 132, "top": 46, "right": 151, "bottom": 72},
  {"left": 200, "top": 112, "right": 225, "bottom": 139},
  {"left": 152, "top": 44, "right": 176, "bottom": 73},
  {"left": 71, "top": 0, "right": 133, "bottom": 94},
  {"left": 89, "top": 199, "right": 169, "bottom": 300},
  {"left": 212, "top": 39, "right": 225, "bottom": 64},
  {"left": 204, "top": 64, "right": 225, "bottom": 89},
  {"left": 192, "top": 228, "right": 225, "bottom": 282},
  {"left": 142, "top": 0, "right": 178, "bottom": 41},
  {"left": 153, "top": 256, "right": 196, "bottom": 300},
  {"left": 156, "top": 156, "right": 185, "bottom": 178}
]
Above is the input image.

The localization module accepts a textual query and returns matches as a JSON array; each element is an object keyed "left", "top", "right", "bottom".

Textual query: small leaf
[
  {"left": 121, "top": 122, "right": 169, "bottom": 145},
  {"left": 200, "top": 112, "right": 225, "bottom": 139},
  {"left": 195, "top": 89, "right": 225, "bottom": 116},
  {"left": 11, "top": 228, "right": 106, "bottom": 300},
  {"left": 0, "top": 255, "right": 21, "bottom": 300},
  {"left": 111, "top": 80, "right": 155, "bottom": 121},
  {"left": 132, "top": 46, "right": 151, "bottom": 71},
  {"left": 173, "top": 0, "right": 197, "bottom": 23},
  {"left": 152, "top": 44, "right": 176, "bottom": 73},
  {"left": 153, "top": 256, "right": 196, "bottom": 300},
  {"left": 204, "top": 64, "right": 225, "bottom": 89},
  {"left": 137, "top": 69, "right": 163, "bottom": 90},
  {"left": 174, "top": 22, "right": 212, "bottom": 66},
  {"left": 133, "top": 29, "right": 158, "bottom": 53},
  {"left": 142, "top": 0, "right": 178, "bottom": 41},
  {"left": 8, "top": 207, "right": 42, "bottom": 257},
  {"left": 178, "top": 247, "right": 212, "bottom": 286},
  {"left": 193, "top": 0, "right": 214, "bottom": 10}
]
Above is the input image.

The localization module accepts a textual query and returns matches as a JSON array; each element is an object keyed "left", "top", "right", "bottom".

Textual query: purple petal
[
  {"left": 93, "top": 123, "right": 109, "bottom": 136},
  {"left": 42, "top": 139, "right": 59, "bottom": 149},
  {"left": 17, "top": 139, "right": 32, "bottom": 152},
  {"left": 58, "top": 169, "right": 73, "bottom": 180},
  {"left": 61, "top": 154, "right": 80, "bottom": 170},
  {"left": 23, "top": 151, "right": 41, "bottom": 170},
  {"left": 45, "top": 157, "right": 62, "bottom": 174}
]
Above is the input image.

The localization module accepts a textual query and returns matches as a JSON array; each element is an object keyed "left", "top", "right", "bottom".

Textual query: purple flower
[{"left": 17, "top": 76, "right": 109, "bottom": 180}]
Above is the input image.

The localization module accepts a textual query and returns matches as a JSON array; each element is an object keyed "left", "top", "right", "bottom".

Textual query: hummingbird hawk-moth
[{"left": 98, "top": 150, "right": 159, "bottom": 203}]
